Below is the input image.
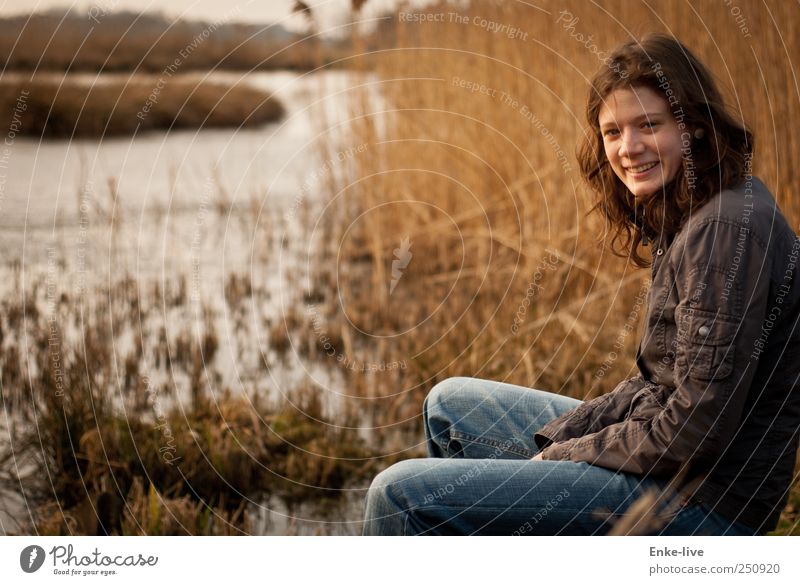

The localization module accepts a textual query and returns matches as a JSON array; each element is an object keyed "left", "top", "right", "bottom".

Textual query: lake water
[
  {"left": 0, "top": 68, "right": 384, "bottom": 534},
  {"left": 0, "top": 68, "right": 381, "bottom": 390},
  {"left": 1, "top": 69, "right": 364, "bottom": 269}
]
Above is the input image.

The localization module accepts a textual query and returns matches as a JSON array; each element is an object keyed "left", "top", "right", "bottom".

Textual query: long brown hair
[{"left": 577, "top": 33, "right": 753, "bottom": 267}]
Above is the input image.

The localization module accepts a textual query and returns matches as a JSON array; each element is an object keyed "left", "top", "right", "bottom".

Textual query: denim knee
[
  {"left": 363, "top": 460, "right": 424, "bottom": 535},
  {"left": 424, "top": 376, "right": 477, "bottom": 418}
]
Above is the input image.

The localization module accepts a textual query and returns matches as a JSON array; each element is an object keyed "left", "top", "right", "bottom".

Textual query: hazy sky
[{"left": 0, "top": 0, "right": 438, "bottom": 33}]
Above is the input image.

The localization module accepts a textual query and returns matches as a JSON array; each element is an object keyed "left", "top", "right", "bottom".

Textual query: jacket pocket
[{"left": 675, "top": 307, "right": 739, "bottom": 381}]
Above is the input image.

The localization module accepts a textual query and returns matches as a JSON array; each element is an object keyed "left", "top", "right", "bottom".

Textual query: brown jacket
[{"left": 534, "top": 176, "right": 800, "bottom": 534}]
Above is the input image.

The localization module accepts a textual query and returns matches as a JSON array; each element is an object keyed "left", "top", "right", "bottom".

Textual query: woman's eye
[
  {"left": 603, "top": 129, "right": 619, "bottom": 137},
  {"left": 642, "top": 121, "right": 659, "bottom": 129}
]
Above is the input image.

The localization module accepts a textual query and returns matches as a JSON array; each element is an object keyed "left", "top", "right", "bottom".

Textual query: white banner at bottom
[{"left": 1, "top": 536, "right": 797, "bottom": 584}]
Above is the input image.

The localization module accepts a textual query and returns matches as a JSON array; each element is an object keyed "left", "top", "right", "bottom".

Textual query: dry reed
[{"left": 313, "top": 0, "right": 800, "bottom": 534}]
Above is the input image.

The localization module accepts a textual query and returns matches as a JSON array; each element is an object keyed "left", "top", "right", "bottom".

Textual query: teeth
[{"left": 629, "top": 162, "right": 658, "bottom": 173}]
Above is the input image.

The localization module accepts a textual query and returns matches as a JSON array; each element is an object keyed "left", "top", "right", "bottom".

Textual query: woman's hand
[{"left": 531, "top": 453, "right": 544, "bottom": 461}]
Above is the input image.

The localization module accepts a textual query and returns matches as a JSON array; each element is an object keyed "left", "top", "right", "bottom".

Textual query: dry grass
[
  {"left": 0, "top": 74, "right": 285, "bottom": 138},
  {"left": 0, "top": 264, "right": 383, "bottom": 535},
  {"left": 313, "top": 0, "right": 800, "bottom": 534}
]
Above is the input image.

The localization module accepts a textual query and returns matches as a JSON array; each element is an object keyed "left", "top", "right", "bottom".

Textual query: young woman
[{"left": 362, "top": 33, "right": 800, "bottom": 536}]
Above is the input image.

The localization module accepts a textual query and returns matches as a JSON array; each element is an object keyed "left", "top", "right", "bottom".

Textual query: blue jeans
[{"left": 362, "top": 377, "right": 757, "bottom": 535}]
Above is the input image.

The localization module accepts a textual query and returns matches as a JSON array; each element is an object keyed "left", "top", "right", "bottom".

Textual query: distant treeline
[{"left": 0, "top": 10, "right": 358, "bottom": 73}]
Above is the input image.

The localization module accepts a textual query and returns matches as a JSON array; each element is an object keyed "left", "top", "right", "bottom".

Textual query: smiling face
[{"left": 598, "top": 85, "right": 684, "bottom": 199}]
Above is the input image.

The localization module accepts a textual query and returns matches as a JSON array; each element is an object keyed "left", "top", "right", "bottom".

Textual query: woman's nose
[{"left": 618, "top": 130, "right": 645, "bottom": 158}]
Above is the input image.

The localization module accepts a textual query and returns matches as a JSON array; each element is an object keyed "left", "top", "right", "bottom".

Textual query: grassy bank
[{"left": 0, "top": 74, "right": 285, "bottom": 138}]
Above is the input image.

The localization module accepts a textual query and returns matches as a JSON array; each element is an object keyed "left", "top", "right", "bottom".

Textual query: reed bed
[
  {"left": 312, "top": 0, "right": 800, "bottom": 534},
  {"left": 0, "top": 74, "right": 285, "bottom": 138}
]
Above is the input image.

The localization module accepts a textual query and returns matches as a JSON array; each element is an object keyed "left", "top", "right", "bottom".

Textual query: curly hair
[{"left": 577, "top": 33, "right": 754, "bottom": 267}]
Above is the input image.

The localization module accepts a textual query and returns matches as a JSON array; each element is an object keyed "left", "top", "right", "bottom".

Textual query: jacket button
[
  {"left": 656, "top": 248, "right": 664, "bottom": 256},
  {"left": 698, "top": 325, "right": 710, "bottom": 336}
]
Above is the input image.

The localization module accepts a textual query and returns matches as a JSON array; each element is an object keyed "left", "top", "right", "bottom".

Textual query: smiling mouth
[{"left": 626, "top": 161, "right": 659, "bottom": 175}]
